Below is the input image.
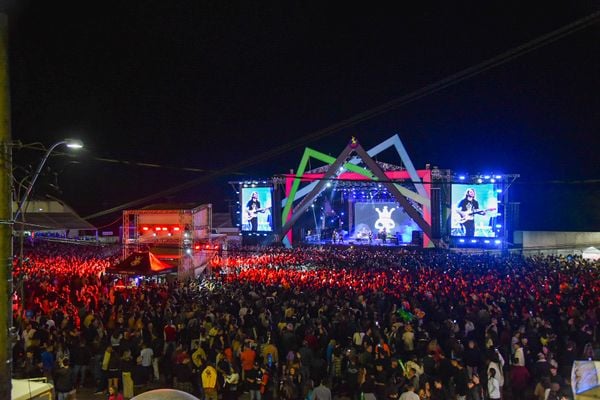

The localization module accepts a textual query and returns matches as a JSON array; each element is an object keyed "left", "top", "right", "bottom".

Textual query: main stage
[{"left": 230, "top": 135, "right": 519, "bottom": 251}]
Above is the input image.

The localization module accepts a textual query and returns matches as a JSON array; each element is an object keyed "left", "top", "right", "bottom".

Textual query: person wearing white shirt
[{"left": 487, "top": 367, "right": 501, "bottom": 400}]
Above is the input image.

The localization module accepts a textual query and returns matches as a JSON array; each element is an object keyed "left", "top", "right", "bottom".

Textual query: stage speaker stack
[
  {"left": 430, "top": 187, "right": 442, "bottom": 239},
  {"left": 411, "top": 230, "right": 424, "bottom": 246}
]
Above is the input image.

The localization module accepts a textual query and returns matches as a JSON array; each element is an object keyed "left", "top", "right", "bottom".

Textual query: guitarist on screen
[
  {"left": 456, "top": 188, "right": 486, "bottom": 237},
  {"left": 246, "top": 191, "right": 263, "bottom": 231}
]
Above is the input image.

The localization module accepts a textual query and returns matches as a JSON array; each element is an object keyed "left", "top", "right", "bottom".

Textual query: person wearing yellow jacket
[{"left": 201, "top": 363, "right": 218, "bottom": 400}]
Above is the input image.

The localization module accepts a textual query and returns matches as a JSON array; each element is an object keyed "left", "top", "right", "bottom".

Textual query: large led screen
[
  {"left": 354, "top": 202, "right": 420, "bottom": 243},
  {"left": 241, "top": 187, "right": 273, "bottom": 232},
  {"left": 451, "top": 184, "right": 499, "bottom": 237}
]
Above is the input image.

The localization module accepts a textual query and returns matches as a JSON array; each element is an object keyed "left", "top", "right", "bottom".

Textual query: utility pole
[{"left": 0, "top": 13, "right": 13, "bottom": 400}]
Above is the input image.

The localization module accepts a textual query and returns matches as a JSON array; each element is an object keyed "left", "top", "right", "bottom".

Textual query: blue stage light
[
  {"left": 459, "top": 239, "right": 465, "bottom": 243},
  {"left": 459, "top": 175, "right": 465, "bottom": 180},
  {"left": 494, "top": 240, "right": 502, "bottom": 244},
  {"left": 471, "top": 239, "right": 477, "bottom": 243}
]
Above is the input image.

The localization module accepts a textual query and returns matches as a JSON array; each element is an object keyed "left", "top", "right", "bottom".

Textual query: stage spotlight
[
  {"left": 326, "top": 182, "right": 331, "bottom": 187},
  {"left": 459, "top": 175, "right": 465, "bottom": 180},
  {"left": 484, "top": 175, "right": 491, "bottom": 179},
  {"left": 477, "top": 178, "right": 483, "bottom": 183},
  {"left": 459, "top": 239, "right": 465, "bottom": 243},
  {"left": 471, "top": 239, "right": 477, "bottom": 243},
  {"left": 496, "top": 189, "right": 503, "bottom": 193},
  {"left": 490, "top": 178, "right": 496, "bottom": 183},
  {"left": 494, "top": 239, "right": 502, "bottom": 245},
  {"left": 484, "top": 240, "right": 490, "bottom": 244},
  {"left": 495, "top": 175, "right": 502, "bottom": 179},
  {"left": 495, "top": 224, "right": 502, "bottom": 228}
]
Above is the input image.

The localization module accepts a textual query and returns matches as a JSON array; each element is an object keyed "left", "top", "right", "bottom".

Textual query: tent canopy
[
  {"left": 106, "top": 251, "right": 176, "bottom": 275},
  {"left": 582, "top": 247, "right": 600, "bottom": 261}
]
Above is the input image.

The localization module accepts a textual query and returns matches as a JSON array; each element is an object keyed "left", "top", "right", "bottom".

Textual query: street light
[
  {"left": 14, "top": 138, "right": 83, "bottom": 221},
  {"left": 12, "top": 139, "right": 83, "bottom": 338}
]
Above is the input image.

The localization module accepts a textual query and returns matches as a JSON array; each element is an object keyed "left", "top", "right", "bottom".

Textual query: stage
[{"left": 303, "top": 234, "right": 420, "bottom": 247}]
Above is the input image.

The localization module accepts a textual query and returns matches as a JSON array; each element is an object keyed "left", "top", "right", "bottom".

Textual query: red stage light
[
  {"left": 173, "top": 227, "right": 180, "bottom": 231},
  {"left": 194, "top": 245, "right": 200, "bottom": 250},
  {"left": 154, "top": 227, "right": 161, "bottom": 231},
  {"left": 142, "top": 227, "right": 149, "bottom": 231},
  {"left": 161, "top": 227, "right": 168, "bottom": 231}
]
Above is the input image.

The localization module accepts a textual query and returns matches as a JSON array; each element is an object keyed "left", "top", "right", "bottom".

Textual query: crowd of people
[{"left": 11, "top": 240, "right": 600, "bottom": 400}]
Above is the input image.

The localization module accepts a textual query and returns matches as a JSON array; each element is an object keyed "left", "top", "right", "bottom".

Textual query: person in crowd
[
  {"left": 108, "top": 385, "right": 124, "bottom": 400},
  {"left": 53, "top": 357, "right": 75, "bottom": 400},
  {"left": 487, "top": 367, "right": 501, "bottom": 400},
  {"left": 201, "top": 361, "right": 219, "bottom": 400}
]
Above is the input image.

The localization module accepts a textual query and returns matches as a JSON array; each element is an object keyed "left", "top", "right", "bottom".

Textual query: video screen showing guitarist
[
  {"left": 246, "top": 191, "right": 264, "bottom": 231},
  {"left": 456, "top": 188, "right": 486, "bottom": 237}
]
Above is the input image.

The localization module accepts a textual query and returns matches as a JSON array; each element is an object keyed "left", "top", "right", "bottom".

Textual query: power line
[{"left": 83, "top": 11, "right": 600, "bottom": 220}]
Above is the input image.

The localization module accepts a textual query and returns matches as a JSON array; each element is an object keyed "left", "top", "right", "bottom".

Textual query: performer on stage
[
  {"left": 455, "top": 188, "right": 486, "bottom": 237},
  {"left": 246, "top": 191, "right": 264, "bottom": 231}
]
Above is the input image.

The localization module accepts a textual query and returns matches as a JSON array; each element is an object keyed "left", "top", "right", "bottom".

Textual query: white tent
[
  {"left": 11, "top": 379, "right": 53, "bottom": 400},
  {"left": 582, "top": 247, "right": 600, "bottom": 261}
]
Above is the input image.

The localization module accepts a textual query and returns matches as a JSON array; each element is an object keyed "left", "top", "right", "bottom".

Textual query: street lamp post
[{"left": 14, "top": 138, "right": 83, "bottom": 221}]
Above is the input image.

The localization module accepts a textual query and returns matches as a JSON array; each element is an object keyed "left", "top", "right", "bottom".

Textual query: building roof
[
  {"left": 141, "top": 203, "right": 206, "bottom": 211},
  {"left": 14, "top": 212, "right": 96, "bottom": 231}
]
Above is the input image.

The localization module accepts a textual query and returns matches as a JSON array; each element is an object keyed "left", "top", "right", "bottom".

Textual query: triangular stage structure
[
  {"left": 280, "top": 136, "right": 433, "bottom": 247},
  {"left": 106, "top": 251, "right": 176, "bottom": 275}
]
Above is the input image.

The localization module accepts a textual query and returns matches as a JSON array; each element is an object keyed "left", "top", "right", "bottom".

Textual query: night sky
[{"left": 6, "top": 2, "right": 600, "bottom": 231}]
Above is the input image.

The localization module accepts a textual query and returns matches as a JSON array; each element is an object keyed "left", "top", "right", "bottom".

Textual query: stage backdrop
[{"left": 354, "top": 201, "right": 420, "bottom": 243}]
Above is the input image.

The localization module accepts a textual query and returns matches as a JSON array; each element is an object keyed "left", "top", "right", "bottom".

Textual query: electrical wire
[{"left": 83, "top": 11, "right": 600, "bottom": 220}]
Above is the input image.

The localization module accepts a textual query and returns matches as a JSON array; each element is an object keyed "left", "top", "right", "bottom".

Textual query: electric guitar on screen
[
  {"left": 456, "top": 207, "right": 496, "bottom": 224},
  {"left": 247, "top": 206, "right": 271, "bottom": 219}
]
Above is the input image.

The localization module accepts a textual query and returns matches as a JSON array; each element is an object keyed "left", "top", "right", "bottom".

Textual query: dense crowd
[{"left": 11, "top": 241, "right": 600, "bottom": 400}]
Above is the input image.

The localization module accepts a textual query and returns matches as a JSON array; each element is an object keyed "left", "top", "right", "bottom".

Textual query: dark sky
[{"left": 6, "top": 2, "right": 600, "bottom": 231}]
